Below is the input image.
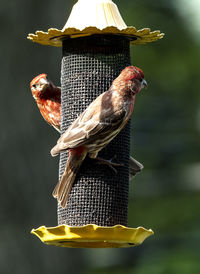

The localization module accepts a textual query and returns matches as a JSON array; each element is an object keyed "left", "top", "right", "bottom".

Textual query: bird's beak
[
  {"left": 142, "top": 79, "right": 148, "bottom": 89},
  {"left": 40, "top": 77, "right": 49, "bottom": 86},
  {"left": 39, "top": 77, "right": 50, "bottom": 91}
]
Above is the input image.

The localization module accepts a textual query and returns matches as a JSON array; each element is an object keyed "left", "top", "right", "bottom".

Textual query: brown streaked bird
[{"left": 50, "top": 66, "right": 147, "bottom": 208}]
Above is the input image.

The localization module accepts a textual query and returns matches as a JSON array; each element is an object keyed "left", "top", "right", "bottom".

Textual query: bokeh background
[{"left": 1, "top": 0, "right": 200, "bottom": 273}]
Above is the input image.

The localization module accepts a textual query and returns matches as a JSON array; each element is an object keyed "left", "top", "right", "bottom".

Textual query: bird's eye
[
  {"left": 32, "top": 84, "right": 36, "bottom": 88},
  {"left": 139, "top": 78, "right": 143, "bottom": 82}
]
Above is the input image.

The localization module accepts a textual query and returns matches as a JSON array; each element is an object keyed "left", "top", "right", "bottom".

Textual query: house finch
[
  {"left": 51, "top": 66, "right": 147, "bottom": 208},
  {"left": 30, "top": 73, "right": 61, "bottom": 132},
  {"left": 30, "top": 73, "right": 143, "bottom": 181}
]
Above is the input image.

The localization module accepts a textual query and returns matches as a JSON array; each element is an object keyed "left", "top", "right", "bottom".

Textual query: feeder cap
[
  {"left": 27, "top": 0, "right": 164, "bottom": 47},
  {"left": 31, "top": 224, "right": 154, "bottom": 248}
]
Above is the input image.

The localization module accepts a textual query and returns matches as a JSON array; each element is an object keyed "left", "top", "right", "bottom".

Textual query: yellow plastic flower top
[
  {"left": 31, "top": 224, "right": 154, "bottom": 248},
  {"left": 27, "top": 0, "right": 164, "bottom": 47}
]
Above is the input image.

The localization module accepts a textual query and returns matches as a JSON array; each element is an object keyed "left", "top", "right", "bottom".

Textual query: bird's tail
[
  {"left": 52, "top": 149, "right": 86, "bottom": 208},
  {"left": 129, "top": 156, "right": 144, "bottom": 181}
]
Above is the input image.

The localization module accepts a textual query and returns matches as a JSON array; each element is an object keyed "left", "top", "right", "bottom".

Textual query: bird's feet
[{"left": 95, "top": 155, "right": 124, "bottom": 174}]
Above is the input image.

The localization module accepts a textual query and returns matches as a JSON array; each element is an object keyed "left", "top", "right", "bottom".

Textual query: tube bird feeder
[{"left": 28, "top": 0, "right": 163, "bottom": 248}]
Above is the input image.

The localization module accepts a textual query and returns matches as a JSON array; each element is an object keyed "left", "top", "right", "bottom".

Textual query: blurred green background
[{"left": 1, "top": 0, "right": 200, "bottom": 273}]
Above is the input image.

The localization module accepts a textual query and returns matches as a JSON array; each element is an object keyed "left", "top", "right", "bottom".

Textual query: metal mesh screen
[{"left": 58, "top": 35, "right": 131, "bottom": 226}]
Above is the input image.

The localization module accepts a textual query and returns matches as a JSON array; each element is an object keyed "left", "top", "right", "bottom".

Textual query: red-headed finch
[
  {"left": 30, "top": 74, "right": 61, "bottom": 132},
  {"left": 50, "top": 66, "right": 147, "bottom": 208}
]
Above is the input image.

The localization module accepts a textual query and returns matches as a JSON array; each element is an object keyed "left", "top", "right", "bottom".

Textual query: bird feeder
[{"left": 28, "top": 0, "right": 163, "bottom": 248}]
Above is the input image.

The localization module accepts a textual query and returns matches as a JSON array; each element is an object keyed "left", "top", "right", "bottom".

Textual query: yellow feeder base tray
[{"left": 31, "top": 224, "right": 154, "bottom": 248}]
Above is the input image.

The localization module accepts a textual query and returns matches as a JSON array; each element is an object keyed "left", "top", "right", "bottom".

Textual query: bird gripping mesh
[{"left": 58, "top": 35, "right": 132, "bottom": 226}]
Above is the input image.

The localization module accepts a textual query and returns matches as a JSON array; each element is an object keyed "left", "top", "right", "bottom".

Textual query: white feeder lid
[{"left": 27, "top": 0, "right": 164, "bottom": 47}]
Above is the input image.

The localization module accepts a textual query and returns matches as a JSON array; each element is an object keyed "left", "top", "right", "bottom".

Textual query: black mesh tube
[{"left": 58, "top": 35, "right": 131, "bottom": 226}]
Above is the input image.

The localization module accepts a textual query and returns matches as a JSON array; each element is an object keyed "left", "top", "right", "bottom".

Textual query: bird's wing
[{"left": 51, "top": 90, "right": 127, "bottom": 156}]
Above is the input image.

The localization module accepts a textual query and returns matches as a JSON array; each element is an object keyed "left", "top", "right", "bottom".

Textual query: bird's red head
[
  {"left": 30, "top": 73, "right": 47, "bottom": 88},
  {"left": 113, "top": 66, "right": 147, "bottom": 95},
  {"left": 30, "top": 73, "right": 52, "bottom": 99},
  {"left": 122, "top": 66, "right": 145, "bottom": 81}
]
